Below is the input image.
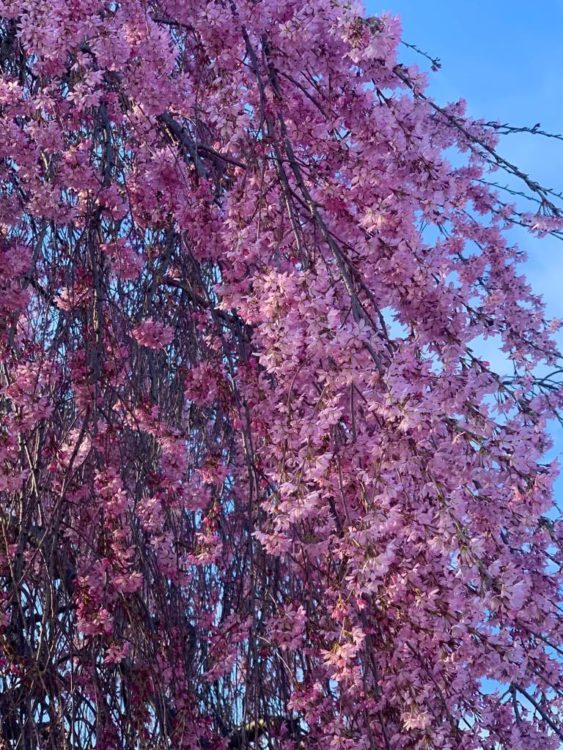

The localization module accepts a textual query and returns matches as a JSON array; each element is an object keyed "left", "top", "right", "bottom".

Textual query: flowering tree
[{"left": 0, "top": 0, "right": 561, "bottom": 748}]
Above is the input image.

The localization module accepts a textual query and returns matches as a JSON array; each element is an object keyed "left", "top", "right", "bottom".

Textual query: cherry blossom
[
  {"left": 0, "top": 1, "right": 561, "bottom": 748},
  {"left": 132, "top": 319, "right": 175, "bottom": 349}
]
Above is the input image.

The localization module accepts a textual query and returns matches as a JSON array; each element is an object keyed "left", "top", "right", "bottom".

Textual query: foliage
[{"left": 0, "top": 1, "right": 561, "bottom": 748}]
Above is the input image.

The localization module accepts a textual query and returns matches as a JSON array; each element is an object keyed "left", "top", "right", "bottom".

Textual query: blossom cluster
[{"left": 0, "top": 1, "right": 560, "bottom": 748}]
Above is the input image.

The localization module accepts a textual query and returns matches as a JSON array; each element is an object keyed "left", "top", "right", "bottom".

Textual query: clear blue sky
[
  {"left": 366, "top": 1, "right": 563, "bottom": 500},
  {"left": 363, "top": 0, "right": 563, "bottom": 327}
]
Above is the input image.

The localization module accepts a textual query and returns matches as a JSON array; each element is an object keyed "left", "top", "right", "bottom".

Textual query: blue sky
[
  {"left": 366, "top": 1, "right": 563, "bottom": 501},
  {"left": 364, "top": 0, "right": 563, "bottom": 325}
]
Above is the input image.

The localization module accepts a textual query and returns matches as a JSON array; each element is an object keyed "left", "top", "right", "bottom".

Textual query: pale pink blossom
[{"left": 132, "top": 319, "right": 174, "bottom": 349}]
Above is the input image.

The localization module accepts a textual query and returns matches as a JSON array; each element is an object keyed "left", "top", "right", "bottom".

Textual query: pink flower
[
  {"left": 132, "top": 319, "right": 174, "bottom": 349},
  {"left": 112, "top": 571, "right": 143, "bottom": 594},
  {"left": 101, "top": 239, "right": 143, "bottom": 281}
]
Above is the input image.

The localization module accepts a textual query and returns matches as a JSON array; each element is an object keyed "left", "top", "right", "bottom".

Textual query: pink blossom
[
  {"left": 132, "top": 319, "right": 174, "bottom": 349},
  {"left": 0, "top": 1, "right": 560, "bottom": 747}
]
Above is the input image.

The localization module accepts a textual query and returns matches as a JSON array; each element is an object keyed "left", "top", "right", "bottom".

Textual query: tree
[{"left": 0, "top": 1, "right": 561, "bottom": 748}]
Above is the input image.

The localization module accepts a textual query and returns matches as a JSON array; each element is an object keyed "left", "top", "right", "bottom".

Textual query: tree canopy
[{"left": 0, "top": 1, "right": 561, "bottom": 748}]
